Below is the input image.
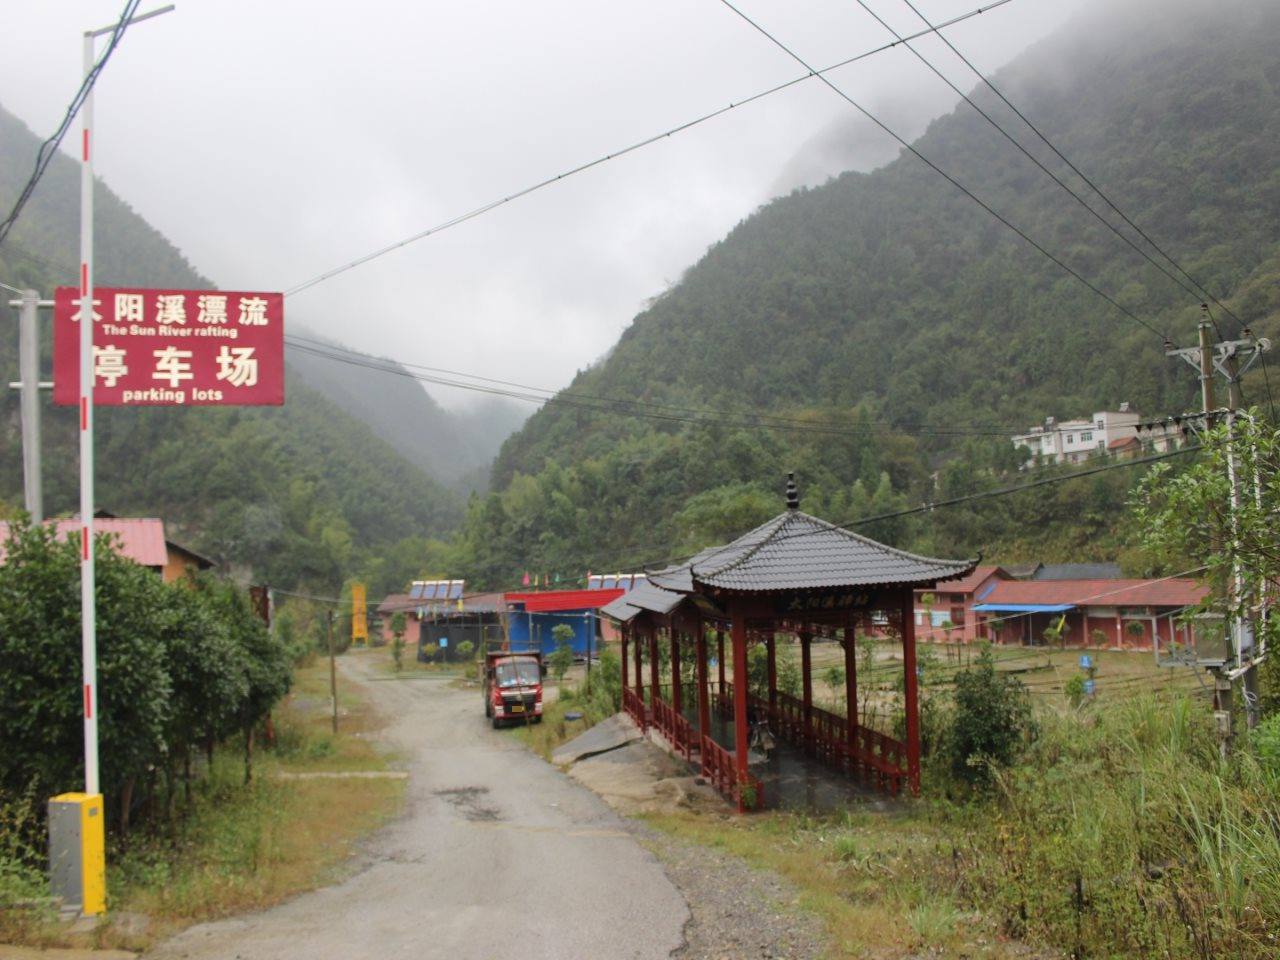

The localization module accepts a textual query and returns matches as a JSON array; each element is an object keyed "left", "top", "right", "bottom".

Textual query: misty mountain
[
  {"left": 285, "top": 336, "right": 527, "bottom": 492},
  {"left": 439, "top": 0, "right": 1280, "bottom": 585}
]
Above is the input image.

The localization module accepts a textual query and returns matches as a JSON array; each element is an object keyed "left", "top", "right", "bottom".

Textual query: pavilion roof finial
[{"left": 785, "top": 472, "right": 799, "bottom": 510}]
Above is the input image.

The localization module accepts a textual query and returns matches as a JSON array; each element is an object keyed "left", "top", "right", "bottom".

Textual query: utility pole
[
  {"left": 1163, "top": 308, "right": 1271, "bottom": 750},
  {"left": 327, "top": 611, "right": 338, "bottom": 734},
  {"left": 15, "top": 288, "right": 44, "bottom": 520}
]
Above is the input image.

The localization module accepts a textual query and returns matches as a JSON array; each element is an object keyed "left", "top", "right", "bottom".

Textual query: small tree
[
  {"left": 550, "top": 624, "right": 575, "bottom": 683},
  {"left": 944, "top": 647, "right": 1036, "bottom": 787},
  {"left": 456, "top": 639, "right": 475, "bottom": 660},
  {"left": 1125, "top": 620, "right": 1146, "bottom": 643},
  {"left": 1089, "top": 628, "right": 1109, "bottom": 647},
  {"left": 390, "top": 612, "right": 406, "bottom": 673},
  {"left": 421, "top": 642, "right": 439, "bottom": 663},
  {"left": 779, "top": 651, "right": 802, "bottom": 698},
  {"left": 1043, "top": 614, "right": 1067, "bottom": 649},
  {"left": 823, "top": 665, "right": 845, "bottom": 702}
]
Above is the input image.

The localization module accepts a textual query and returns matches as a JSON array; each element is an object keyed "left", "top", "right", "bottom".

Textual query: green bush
[
  {"left": 1064, "top": 673, "right": 1087, "bottom": 708},
  {"left": 549, "top": 635, "right": 574, "bottom": 683},
  {"left": 0, "top": 521, "right": 292, "bottom": 840},
  {"left": 1251, "top": 712, "right": 1280, "bottom": 775},
  {"left": 943, "top": 647, "right": 1035, "bottom": 786}
]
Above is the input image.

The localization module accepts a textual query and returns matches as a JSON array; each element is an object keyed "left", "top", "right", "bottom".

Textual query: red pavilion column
[
  {"left": 900, "top": 590, "right": 921, "bottom": 795},
  {"left": 766, "top": 630, "right": 777, "bottom": 717},
  {"left": 730, "top": 603, "right": 750, "bottom": 812},
  {"left": 717, "top": 629, "right": 726, "bottom": 699},
  {"left": 649, "top": 622, "right": 660, "bottom": 711},
  {"left": 695, "top": 618, "right": 710, "bottom": 771},
  {"left": 844, "top": 610, "right": 858, "bottom": 773},
  {"left": 800, "top": 625, "right": 813, "bottom": 752},
  {"left": 621, "top": 623, "right": 629, "bottom": 697},
  {"left": 670, "top": 620, "right": 683, "bottom": 718},
  {"left": 634, "top": 620, "right": 644, "bottom": 724}
]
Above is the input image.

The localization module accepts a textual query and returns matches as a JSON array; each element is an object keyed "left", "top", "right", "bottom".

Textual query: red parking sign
[{"left": 53, "top": 286, "right": 284, "bottom": 406}]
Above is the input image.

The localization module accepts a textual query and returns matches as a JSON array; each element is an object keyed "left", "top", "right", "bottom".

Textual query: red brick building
[{"left": 973, "top": 578, "right": 1208, "bottom": 650}]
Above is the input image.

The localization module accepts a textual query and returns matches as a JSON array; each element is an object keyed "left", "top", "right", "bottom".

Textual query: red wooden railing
[
  {"left": 623, "top": 687, "right": 648, "bottom": 732},
  {"left": 724, "top": 684, "right": 908, "bottom": 796},
  {"left": 651, "top": 695, "right": 696, "bottom": 761},
  {"left": 699, "top": 734, "right": 762, "bottom": 811}
]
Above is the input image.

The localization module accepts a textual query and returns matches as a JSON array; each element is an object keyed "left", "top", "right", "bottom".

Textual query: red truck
[{"left": 483, "top": 650, "right": 543, "bottom": 728}]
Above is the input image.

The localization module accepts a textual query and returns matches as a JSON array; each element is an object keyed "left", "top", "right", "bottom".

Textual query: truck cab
[{"left": 483, "top": 651, "right": 543, "bottom": 728}]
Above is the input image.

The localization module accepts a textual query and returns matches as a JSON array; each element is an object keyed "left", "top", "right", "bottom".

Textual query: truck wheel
[
  {"left": 491, "top": 716, "right": 502, "bottom": 730},
  {"left": 485, "top": 700, "right": 492, "bottom": 718}
]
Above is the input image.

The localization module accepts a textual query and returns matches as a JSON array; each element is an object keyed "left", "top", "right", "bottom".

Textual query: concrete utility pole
[
  {"left": 8, "top": 288, "right": 47, "bottom": 520},
  {"left": 1165, "top": 308, "right": 1271, "bottom": 748},
  {"left": 327, "top": 611, "right": 339, "bottom": 734}
]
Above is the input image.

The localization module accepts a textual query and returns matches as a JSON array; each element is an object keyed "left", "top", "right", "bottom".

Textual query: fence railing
[
  {"left": 623, "top": 687, "right": 648, "bottom": 732},
  {"left": 743, "top": 687, "right": 909, "bottom": 796},
  {"left": 699, "top": 733, "right": 762, "bottom": 811},
  {"left": 654, "top": 696, "right": 696, "bottom": 761}
]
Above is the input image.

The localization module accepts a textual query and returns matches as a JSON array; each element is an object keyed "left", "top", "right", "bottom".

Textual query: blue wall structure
[{"left": 505, "top": 607, "right": 598, "bottom": 657}]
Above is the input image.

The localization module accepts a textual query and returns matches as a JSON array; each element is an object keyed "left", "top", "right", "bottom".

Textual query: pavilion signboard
[{"left": 53, "top": 286, "right": 284, "bottom": 406}]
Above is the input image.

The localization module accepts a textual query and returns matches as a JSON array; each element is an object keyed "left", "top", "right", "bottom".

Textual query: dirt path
[{"left": 146, "top": 653, "right": 688, "bottom": 960}]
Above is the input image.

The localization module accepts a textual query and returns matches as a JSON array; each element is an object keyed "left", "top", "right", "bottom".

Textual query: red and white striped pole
[{"left": 79, "top": 29, "right": 99, "bottom": 798}]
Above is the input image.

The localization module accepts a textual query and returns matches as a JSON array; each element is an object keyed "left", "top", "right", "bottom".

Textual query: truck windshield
[{"left": 495, "top": 660, "right": 540, "bottom": 687}]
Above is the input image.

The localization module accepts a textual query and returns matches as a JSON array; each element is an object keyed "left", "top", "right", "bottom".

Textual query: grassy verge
[
  {"left": 1, "top": 658, "right": 404, "bottom": 952},
  {"left": 641, "top": 805, "right": 1006, "bottom": 958},
  {"left": 639, "top": 693, "right": 1280, "bottom": 960}
]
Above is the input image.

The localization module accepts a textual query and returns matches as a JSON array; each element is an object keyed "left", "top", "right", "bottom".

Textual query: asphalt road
[{"left": 147, "top": 656, "right": 689, "bottom": 960}]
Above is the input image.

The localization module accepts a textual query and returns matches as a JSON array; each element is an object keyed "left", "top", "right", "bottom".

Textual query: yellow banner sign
[{"left": 351, "top": 582, "right": 367, "bottom": 642}]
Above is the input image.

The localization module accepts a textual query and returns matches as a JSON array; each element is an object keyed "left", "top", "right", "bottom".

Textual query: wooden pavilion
[{"left": 602, "top": 476, "right": 975, "bottom": 811}]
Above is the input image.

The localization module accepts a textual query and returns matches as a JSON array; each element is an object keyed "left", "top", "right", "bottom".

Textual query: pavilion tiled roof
[
  {"left": 649, "top": 508, "right": 975, "bottom": 594},
  {"left": 599, "top": 579, "right": 686, "bottom": 623}
]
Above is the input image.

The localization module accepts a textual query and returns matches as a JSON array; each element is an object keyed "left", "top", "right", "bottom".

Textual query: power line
[
  {"left": 715, "top": 0, "right": 1166, "bottom": 339},
  {"left": 0, "top": 0, "right": 143, "bottom": 250},
  {"left": 893, "top": 0, "right": 1248, "bottom": 337},
  {"left": 280, "top": 0, "right": 1019, "bottom": 298},
  {"left": 284, "top": 333, "right": 1021, "bottom": 437},
  {"left": 850, "top": 0, "right": 1217, "bottom": 329}
]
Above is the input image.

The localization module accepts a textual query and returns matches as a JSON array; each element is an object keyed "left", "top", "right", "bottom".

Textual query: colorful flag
[{"left": 522, "top": 571, "right": 530, "bottom": 587}]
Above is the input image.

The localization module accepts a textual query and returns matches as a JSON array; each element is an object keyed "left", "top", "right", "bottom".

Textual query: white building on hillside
[{"left": 1012, "top": 403, "right": 1179, "bottom": 464}]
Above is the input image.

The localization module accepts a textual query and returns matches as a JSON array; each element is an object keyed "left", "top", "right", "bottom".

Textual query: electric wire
[
  {"left": 280, "top": 0, "right": 1019, "bottom": 298},
  {"left": 850, "top": 0, "right": 1219, "bottom": 325},
  {"left": 893, "top": 0, "right": 1250, "bottom": 337},
  {"left": 283, "top": 333, "right": 1022, "bottom": 437},
  {"left": 0, "top": 0, "right": 143, "bottom": 250},
  {"left": 715, "top": 0, "right": 1167, "bottom": 339}
]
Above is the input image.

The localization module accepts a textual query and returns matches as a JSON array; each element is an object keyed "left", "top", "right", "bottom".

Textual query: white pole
[
  {"left": 18, "top": 288, "right": 42, "bottom": 520},
  {"left": 79, "top": 31, "right": 99, "bottom": 798}
]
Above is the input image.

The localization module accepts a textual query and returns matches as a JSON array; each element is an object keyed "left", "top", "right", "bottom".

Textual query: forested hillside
[
  {"left": 0, "top": 105, "right": 460, "bottom": 595},
  {"left": 436, "top": 0, "right": 1280, "bottom": 586}
]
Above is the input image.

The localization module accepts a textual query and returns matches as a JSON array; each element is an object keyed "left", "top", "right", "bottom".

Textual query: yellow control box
[{"left": 48, "top": 792, "right": 105, "bottom": 916}]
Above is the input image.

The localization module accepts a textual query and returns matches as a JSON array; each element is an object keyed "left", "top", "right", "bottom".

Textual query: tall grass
[{"left": 961, "top": 693, "right": 1279, "bottom": 959}]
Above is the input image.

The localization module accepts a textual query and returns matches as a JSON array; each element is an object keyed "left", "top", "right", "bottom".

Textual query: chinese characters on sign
[{"left": 53, "top": 287, "right": 284, "bottom": 406}]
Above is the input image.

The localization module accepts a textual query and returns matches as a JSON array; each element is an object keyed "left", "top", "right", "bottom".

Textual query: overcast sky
[{"left": 2, "top": 0, "right": 1085, "bottom": 409}]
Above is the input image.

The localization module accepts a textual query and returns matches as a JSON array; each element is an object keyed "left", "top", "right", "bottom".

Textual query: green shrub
[
  {"left": 549, "top": 640, "right": 574, "bottom": 683},
  {"left": 943, "top": 647, "right": 1035, "bottom": 786},
  {"left": 1064, "top": 673, "right": 1087, "bottom": 707},
  {"left": 1251, "top": 712, "right": 1280, "bottom": 775}
]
